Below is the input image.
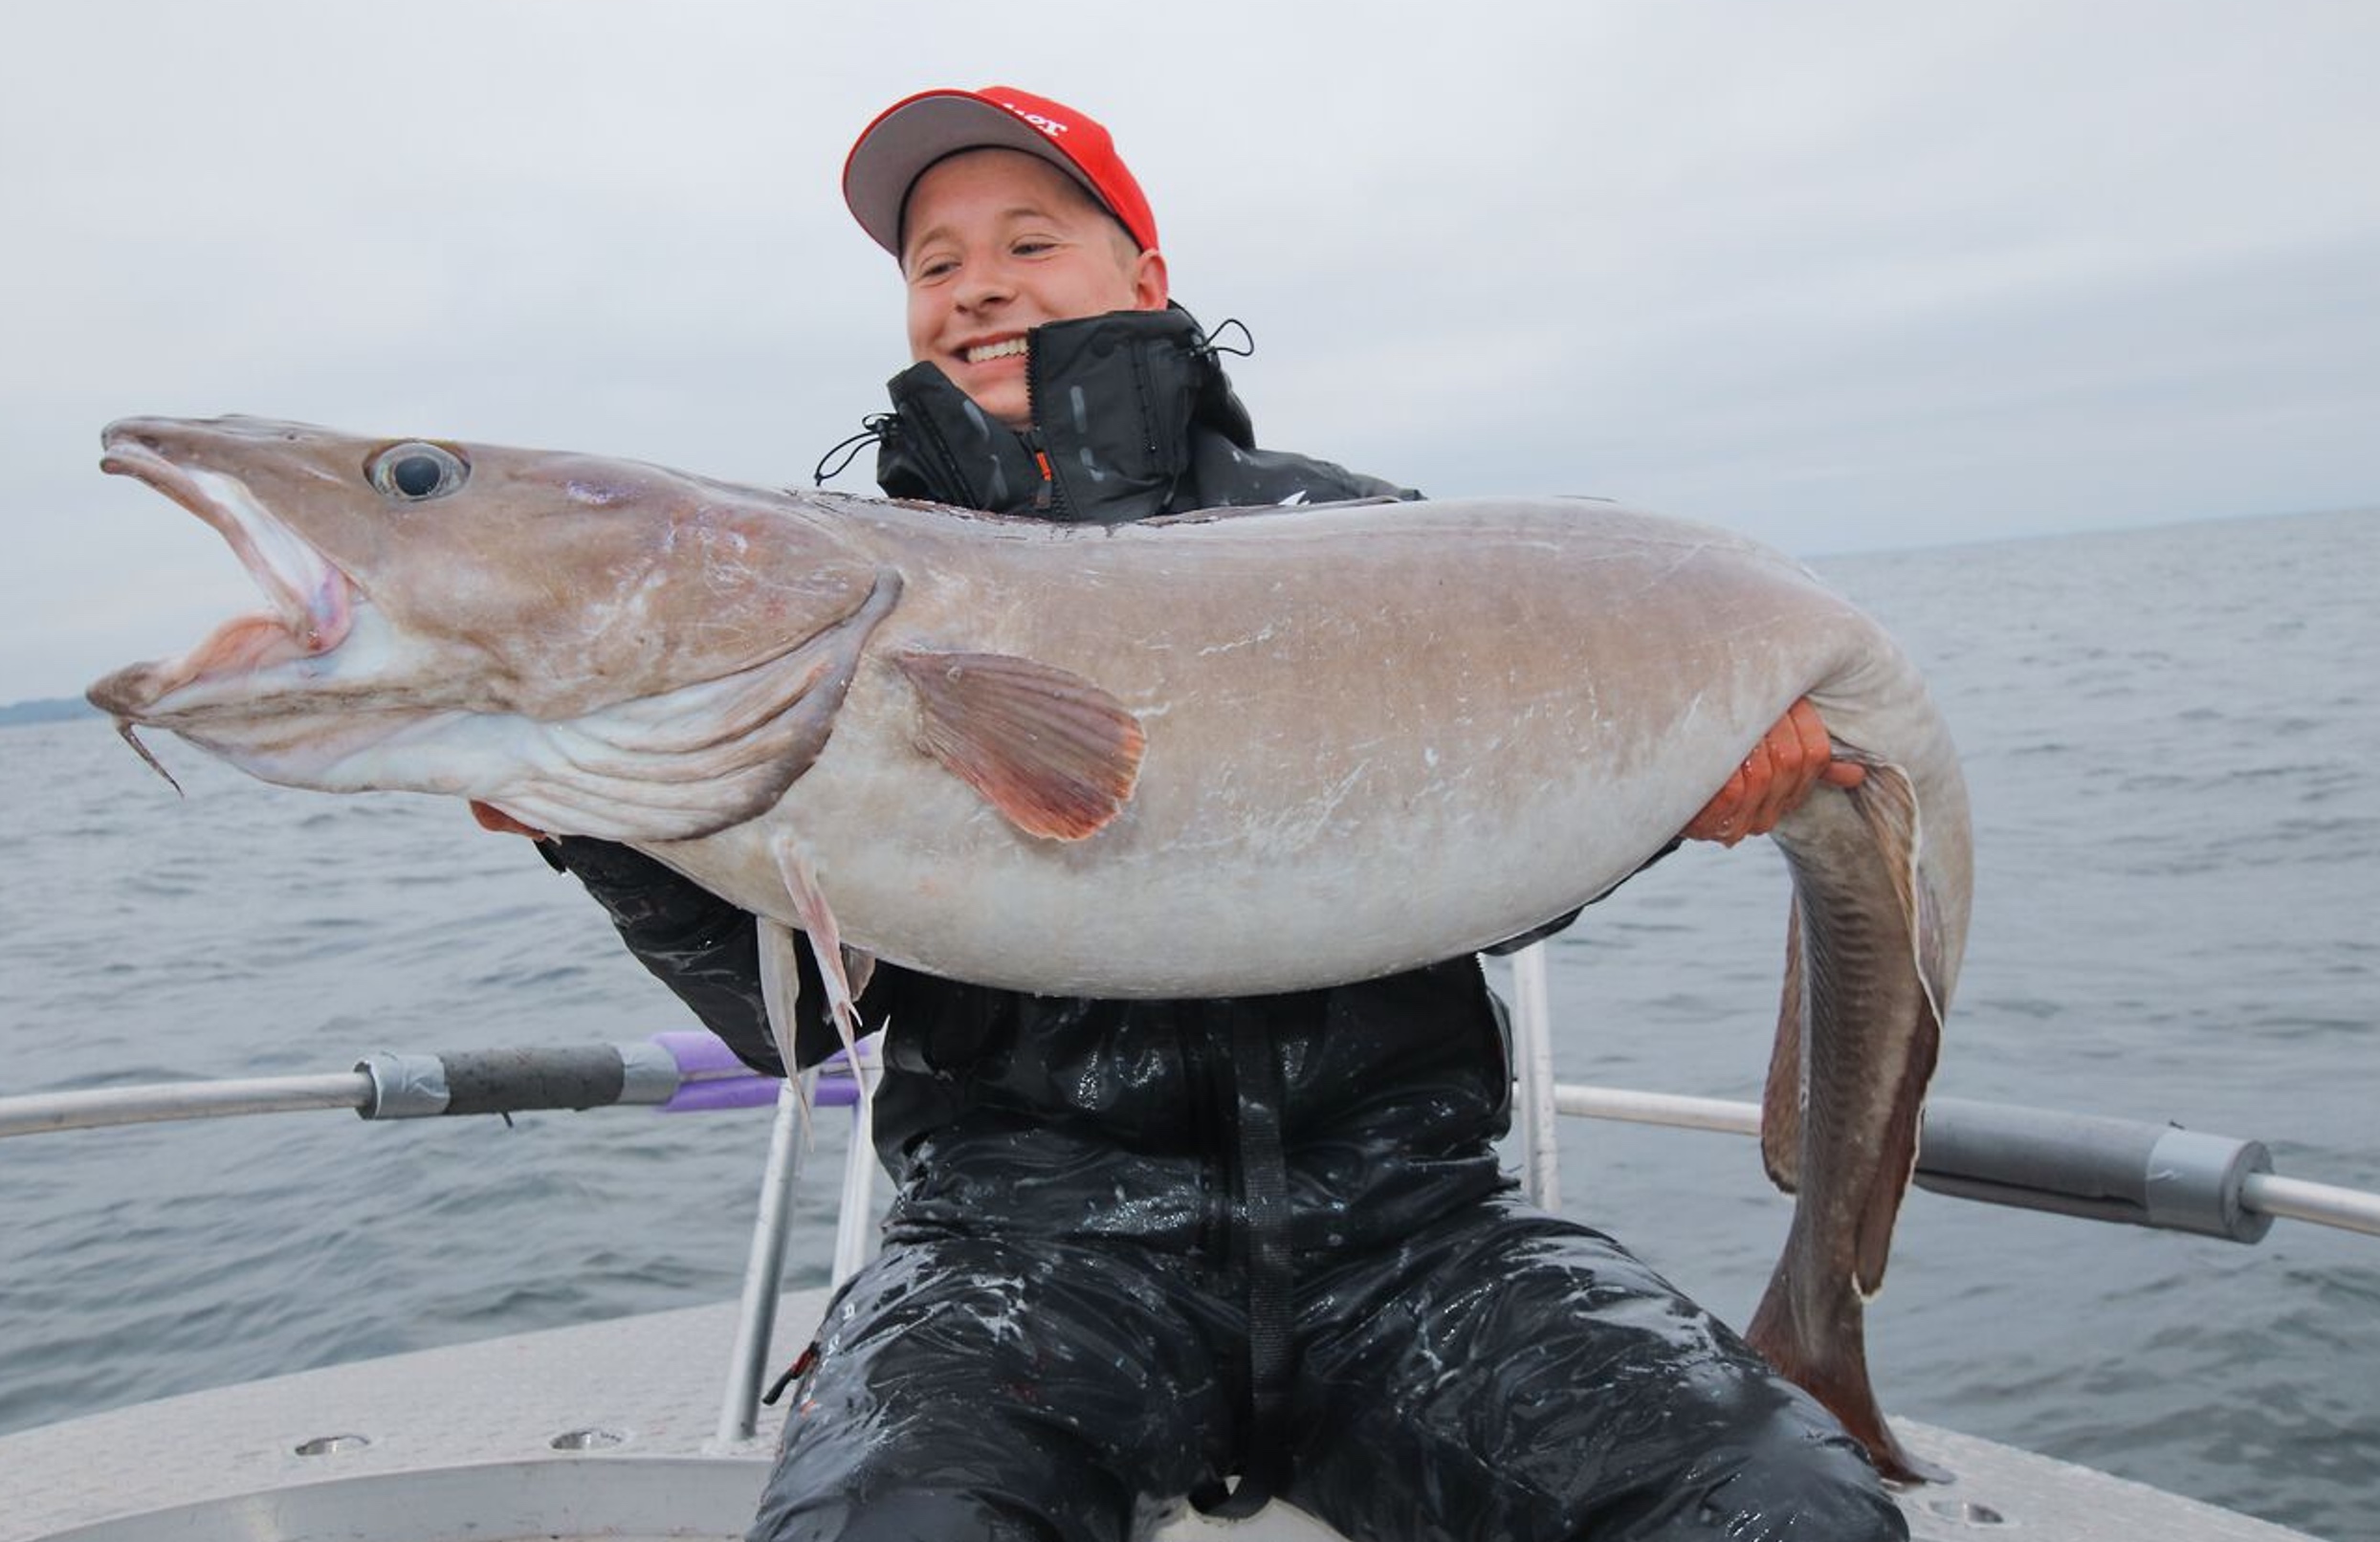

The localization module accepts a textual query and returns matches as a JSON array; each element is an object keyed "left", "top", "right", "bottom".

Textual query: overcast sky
[{"left": 3, "top": 1, "right": 2374, "bottom": 703}]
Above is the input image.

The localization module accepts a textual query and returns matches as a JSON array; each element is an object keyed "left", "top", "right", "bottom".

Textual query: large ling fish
[{"left": 90, "top": 414, "right": 1970, "bottom": 1482}]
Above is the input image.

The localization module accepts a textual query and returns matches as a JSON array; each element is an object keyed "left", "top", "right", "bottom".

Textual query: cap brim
[{"left": 843, "top": 92, "right": 1107, "bottom": 257}]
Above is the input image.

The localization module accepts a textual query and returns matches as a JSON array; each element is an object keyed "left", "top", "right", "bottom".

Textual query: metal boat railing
[
  {"left": 4, "top": 942, "right": 2374, "bottom": 1445},
  {"left": 14, "top": 1040, "right": 2372, "bottom": 1239}
]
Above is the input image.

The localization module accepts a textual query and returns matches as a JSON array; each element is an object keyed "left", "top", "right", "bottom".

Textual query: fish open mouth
[{"left": 91, "top": 430, "right": 358, "bottom": 719}]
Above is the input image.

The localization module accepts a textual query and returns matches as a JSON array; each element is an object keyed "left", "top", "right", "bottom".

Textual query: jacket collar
[{"left": 873, "top": 306, "right": 1254, "bottom": 523}]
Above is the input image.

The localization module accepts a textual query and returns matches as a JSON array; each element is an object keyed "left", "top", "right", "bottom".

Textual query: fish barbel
[{"left": 88, "top": 414, "right": 1971, "bottom": 1481}]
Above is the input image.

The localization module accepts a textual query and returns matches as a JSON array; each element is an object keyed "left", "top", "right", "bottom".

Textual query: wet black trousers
[{"left": 751, "top": 1197, "right": 1907, "bottom": 1542}]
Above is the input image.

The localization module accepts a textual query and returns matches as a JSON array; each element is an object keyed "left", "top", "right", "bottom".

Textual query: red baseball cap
[{"left": 842, "top": 86, "right": 1159, "bottom": 258}]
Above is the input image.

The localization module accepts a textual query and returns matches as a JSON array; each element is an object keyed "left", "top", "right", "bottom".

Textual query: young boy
[{"left": 517, "top": 87, "right": 1902, "bottom": 1542}]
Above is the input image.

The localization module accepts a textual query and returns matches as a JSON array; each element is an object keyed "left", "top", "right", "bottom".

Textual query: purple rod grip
[{"left": 651, "top": 1030, "right": 866, "bottom": 1112}]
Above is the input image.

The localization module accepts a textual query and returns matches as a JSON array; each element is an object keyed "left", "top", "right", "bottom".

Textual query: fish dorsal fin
[
  {"left": 892, "top": 649, "right": 1144, "bottom": 841},
  {"left": 1839, "top": 756, "right": 1945, "bottom": 1295},
  {"left": 1761, "top": 904, "right": 1807, "bottom": 1196},
  {"left": 1846, "top": 757, "right": 1951, "bottom": 1030},
  {"left": 1763, "top": 748, "right": 1946, "bottom": 1301}
]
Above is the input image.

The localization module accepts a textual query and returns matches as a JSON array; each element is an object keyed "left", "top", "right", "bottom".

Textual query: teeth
[{"left": 964, "top": 338, "right": 1028, "bottom": 364}]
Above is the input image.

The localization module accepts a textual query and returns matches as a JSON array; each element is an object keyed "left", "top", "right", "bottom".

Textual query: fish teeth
[{"left": 964, "top": 338, "right": 1028, "bottom": 364}]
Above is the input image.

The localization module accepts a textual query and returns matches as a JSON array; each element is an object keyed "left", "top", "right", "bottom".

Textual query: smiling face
[{"left": 901, "top": 148, "right": 1169, "bottom": 430}]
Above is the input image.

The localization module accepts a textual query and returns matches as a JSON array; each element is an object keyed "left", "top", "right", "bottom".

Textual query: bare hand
[
  {"left": 1680, "top": 698, "right": 1865, "bottom": 847},
  {"left": 469, "top": 800, "right": 549, "bottom": 840}
]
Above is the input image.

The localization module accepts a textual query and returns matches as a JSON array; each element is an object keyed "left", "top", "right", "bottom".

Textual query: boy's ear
[{"left": 1133, "top": 249, "right": 1170, "bottom": 310}]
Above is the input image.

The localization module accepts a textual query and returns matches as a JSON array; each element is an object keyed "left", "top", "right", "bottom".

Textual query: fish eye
[{"left": 368, "top": 442, "right": 470, "bottom": 501}]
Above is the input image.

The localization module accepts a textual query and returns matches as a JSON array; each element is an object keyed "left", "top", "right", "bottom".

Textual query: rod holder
[{"left": 1915, "top": 1098, "right": 2275, "bottom": 1244}]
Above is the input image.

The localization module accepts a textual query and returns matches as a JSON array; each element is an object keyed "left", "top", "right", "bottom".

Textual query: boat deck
[{"left": 0, "top": 1289, "right": 2323, "bottom": 1542}]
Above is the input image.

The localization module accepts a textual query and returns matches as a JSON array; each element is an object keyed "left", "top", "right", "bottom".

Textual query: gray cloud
[{"left": 4, "top": 1, "right": 2375, "bottom": 700}]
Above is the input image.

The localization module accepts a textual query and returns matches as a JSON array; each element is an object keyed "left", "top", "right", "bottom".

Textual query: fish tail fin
[
  {"left": 1755, "top": 748, "right": 1961, "bottom": 1484},
  {"left": 1746, "top": 1259, "right": 1948, "bottom": 1485}
]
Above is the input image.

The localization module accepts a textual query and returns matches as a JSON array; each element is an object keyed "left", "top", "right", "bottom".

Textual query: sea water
[{"left": 1, "top": 508, "right": 2373, "bottom": 1538}]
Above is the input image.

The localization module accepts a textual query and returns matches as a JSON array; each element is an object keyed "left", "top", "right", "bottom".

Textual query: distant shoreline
[{"left": 0, "top": 697, "right": 99, "bottom": 728}]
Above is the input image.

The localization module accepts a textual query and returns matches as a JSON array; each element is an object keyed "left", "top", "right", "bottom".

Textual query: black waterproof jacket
[{"left": 548, "top": 307, "right": 1529, "bottom": 1259}]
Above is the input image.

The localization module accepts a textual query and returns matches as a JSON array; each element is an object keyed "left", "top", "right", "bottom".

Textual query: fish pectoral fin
[{"left": 892, "top": 649, "right": 1145, "bottom": 841}]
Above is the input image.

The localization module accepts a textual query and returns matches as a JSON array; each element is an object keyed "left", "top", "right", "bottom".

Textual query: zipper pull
[
  {"left": 1023, "top": 334, "right": 1063, "bottom": 516},
  {"left": 1031, "top": 446, "right": 1056, "bottom": 514}
]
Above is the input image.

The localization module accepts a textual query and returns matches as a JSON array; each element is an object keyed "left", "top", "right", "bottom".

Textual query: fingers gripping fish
[{"left": 87, "top": 416, "right": 1971, "bottom": 1482}]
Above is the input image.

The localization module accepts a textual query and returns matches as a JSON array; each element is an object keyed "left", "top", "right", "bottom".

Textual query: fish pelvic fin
[
  {"left": 756, "top": 914, "right": 816, "bottom": 1140},
  {"left": 771, "top": 832, "right": 871, "bottom": 1126},
  {"left": 892, "top": 650, "right": 1145, "bottom": 841}
]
